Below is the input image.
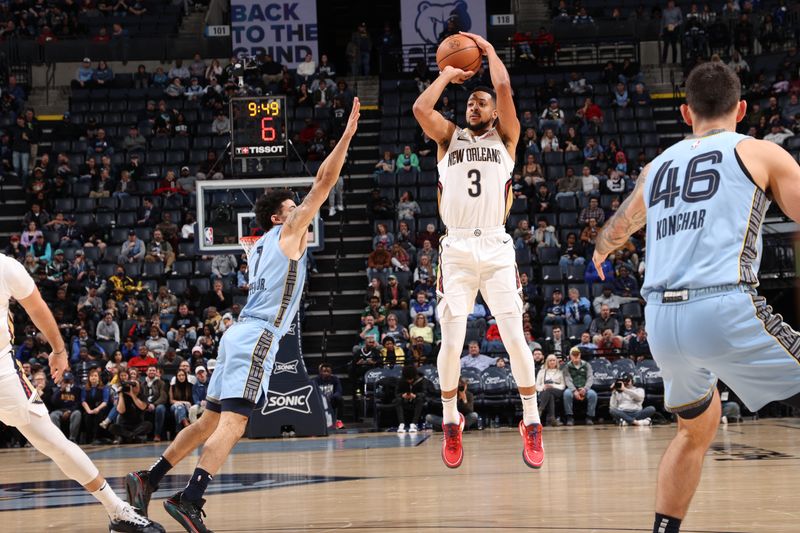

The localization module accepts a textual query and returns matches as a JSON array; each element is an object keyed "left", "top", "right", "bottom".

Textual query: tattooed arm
[{"left": 592, "top": 164, "right": 650, "bottom": 280}]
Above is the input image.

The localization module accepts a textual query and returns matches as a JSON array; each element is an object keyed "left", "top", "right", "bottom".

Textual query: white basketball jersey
[
  {"left": 0, "top": 254, "right": 35, "bottom": 352},
  {"left": 437, "top": 127, "right": 515, "bottom": 229}
]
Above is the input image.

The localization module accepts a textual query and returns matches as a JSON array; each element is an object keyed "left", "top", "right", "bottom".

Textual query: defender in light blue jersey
[
  {"left": 593, "top": 63, "right": 800, "bottom": 533},
  {"left": 125, "top": 100, "right": 361, "bottom": 533}
]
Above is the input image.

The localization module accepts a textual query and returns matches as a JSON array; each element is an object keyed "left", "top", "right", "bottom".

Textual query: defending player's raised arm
[
  {"left": 459, "top": 31, "right": 520, "bottom": 150},
  {"left": 284, "top": 97, "right": 360, "bottom": 237},
  {"left": 737, "top": 138, "right": 800, "bottom": 223},
  {"left": 592, "top": 164, "right": 651, "bottom": 279},
  {"left": 412, "top": 67, "right": 467, "bottom": 152}
]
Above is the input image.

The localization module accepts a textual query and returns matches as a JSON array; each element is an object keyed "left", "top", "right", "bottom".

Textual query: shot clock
[{"left": 230, "top": 96, "right": 288, "bottom": 159}]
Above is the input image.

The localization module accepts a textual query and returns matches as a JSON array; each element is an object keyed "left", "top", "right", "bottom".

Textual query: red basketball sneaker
[
  {"left": 441, "top": 413, "right": 466, "bottom": 469},
  {"left": 519, "top": 421, "right": 544, "bottom": 469}
]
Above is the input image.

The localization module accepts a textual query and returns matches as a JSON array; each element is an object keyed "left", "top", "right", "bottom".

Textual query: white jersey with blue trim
[
  {"left": 239, "top": 225, "right": 307, "bottom": 336},
  {"left": 641, "top": 131, "right": 768, "bottom": 299}
]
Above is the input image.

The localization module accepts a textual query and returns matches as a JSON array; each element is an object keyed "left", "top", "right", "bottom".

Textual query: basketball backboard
[{"left": 195, "top": 177, "right": 323, "bottom": 254}]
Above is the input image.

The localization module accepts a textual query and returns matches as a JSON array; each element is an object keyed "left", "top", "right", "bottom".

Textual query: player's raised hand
[
  {"left": 458, "top": 31, "right": 493, "bottom": 54},
  {"left": 441, "top": 65, "right": 475, "bottom": 84},
  {"left": 49, "top": 350, "right": 69, "bottom": 384},
  {"left": 592, "top": 250, "right": 608, "bottom": 281},
  {"left": 342, "top": 97, "right": 360, "bottom": 139}
]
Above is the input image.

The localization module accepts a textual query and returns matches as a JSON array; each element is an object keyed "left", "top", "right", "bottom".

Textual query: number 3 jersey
[
  {"left": 436, "top": 127, "right": 515, "bottom": 229},
  {"left": 641, "top": 131, "right": 768, "bottom": 299}
]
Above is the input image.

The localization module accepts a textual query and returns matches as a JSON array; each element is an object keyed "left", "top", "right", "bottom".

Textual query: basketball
[{"left": 436, "top": 34, "right": 482, "bottom": 73}]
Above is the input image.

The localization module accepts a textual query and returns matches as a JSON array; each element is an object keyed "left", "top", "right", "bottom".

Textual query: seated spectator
[
  {"left": 565, "top": 71, "right": 592, "bottom": 95},
  {"left": 575, "top": 331, "right": 598, "bottom": 357},
  {"left": 540, "top": 128, "right": 560, "bottom": 152},
  {"left": 481, "top": 318, "right": 504, "bottom": 354},
  {"left": 414, "top": 254, "right": 435, "bottom": 285},
  {"left": 382, "top": 313, "right": 410, "bottom": 346},
  {"left": 50, "top": 372, "right": 82, "bottom": 442},
  {"left": 210, "top": 253, "right": 237, "bottom": 282},
  {"left": 72, "top": 57, "right": 95, "bottom": 89},
  {"left": 396, "top": 221, "right": 416, "bottom": 254},
  {"left": 94, "top": 60, "right": 114, "bottom": 87},
  {"left": 563, "top": 347, "right": 597, "bottom": 425},
  {"left": 628, "top": 327, "right": 651, "bottom": 358},
  {"left": 533, "top": 217, "right": 559, "bottom": 248},
  {"left": 543, "top": 289, "right": 567, "bottom": 326},
  {"left": 396, "top": 145, "right": 420, "bottom": 173},
  {"left": 373, "top": 150, "right": 396, "bottom": 181},
  {"left": 579, "top": 197, "right": 605, "bottom": 226},
  {"left": 593, "top": 285, "right": 639, "bottom": 315},
  {"left": 542, "top": 325, "right": 568, "bottom": 359},
  {"left": 383, "top": 274, "right": 408, "bottom": 311},
  {"left": 565, "top": 287, "right": 592, "bottom": 326},
  {"left": 296, "top": 52, "right": 316, "bottom": 84},
  {"left": 395, "top": 365, "right": 424, "bottom": 433},
  {"left": 169, "top": 368, "right": 193, "bottom": 433},
  {"left": 136, "top": 197, "right": 161, "bottom": 227},
  {"left": 631, "top": 83, "right": 652, "bottom": 107},
  {"left": 409, "top": 314, "right": 434, "bottom": 345},
  {"left": 606, "top": 168, "right": 628, "bottom": 194},
  {"left": 609, "top": 372, "right": 656, "bottom": 426},
  {"left": 373, "top": 223, "right": 394, "bottom": 249},
  {"left": 540, "top": 98, "right": 565, "bottom": 131},
  {"left": 313, "top": 79, "right": 333, "bottom": 108},
  {"left": 612, "top": 265, "right": 640, "bottom": 297},
  {"left": 390, "top": 244, "right": 411, "bottom": 274},
  {"left": 188, "top": 53, "right": 206, "bottom": 79},
  {"left": 580, "top": 165, "right": 600, "bottom": 197},
  {"left": 763, "top": 122, "right": 793, "bottom": 145},
  {"left": 144, "top": 230, "right": 176, "bottom": 273},
  {"left": 381, "top": 337, "right": 405, "bottom": 367},
  {"left": 589, "top": 304, "right": 620, "bottom": 343},
  {"left": 367, "top": 242, "right": 392, "bottom": 283},
  {"left": 580, "top": 218, "right": 600, "bottom": 248},
  {"left": 313, "top": 366, "right": 346, "bottom": 432},
  {"left": 4, "top": 233, "right": 26, "bottom": 261},
  {"left": 188, "top": 366, "right": 209, "bottom": 423},
  {"left": 460, "top": 341, "right": 495, "bottom": 372},
  {"left": 109, "top": 375, "right": 151, "bottom": 444},
  {"left": 211, "top": 111, "right": 230, "bottom": 135},
  {"left": 559, "top": 232, "right": 585, "bottom": 272},
  {"left": 536, "top": 354, "right": 565, "bottom": 426},
  {"left": 359, "top": 314, "right": 381, "bottom": 344},
  {"left": 520, "top": 128, "right": 541, "bottom": 159},
  {"left": 410, "top": 291, "right": 435, "bottom": 323},
  {"left": 612, "top": 82, "right": 630, "bottom": 108},
  {"left": 595, "top": 328, "right": 623, "bottom": 357},
  {"left": 396, "top": 191, "right": 420, "bottom": 222},
  {"left": 555, "top": 166, "right": 581, "bottom": 201},
  {"left": 362, "top": 295, "right": 387, "bottom": 327},
  {"left": 144, "top": 326, "right": 169, "bottom": 358},
  {"left": 168, "top": 59, "right": 190, "bottom": 82},
  {"left": 416, "top": 236, "right": 438, "bottom": 263},
  {"left": 576, "top": 97, "right": 603, "bottom": 125},
  {"left": 532, "top": 183, "right": 555, "bottom": 213}
]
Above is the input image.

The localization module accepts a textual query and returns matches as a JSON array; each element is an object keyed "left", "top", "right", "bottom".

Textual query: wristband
[{"left": 53, "top": 348, "right": 67, "bottom": 356}]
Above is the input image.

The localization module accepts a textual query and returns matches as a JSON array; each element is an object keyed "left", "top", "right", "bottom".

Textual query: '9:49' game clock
[{"left": 230, "top": 96, "right": 288, "bottom": 159}]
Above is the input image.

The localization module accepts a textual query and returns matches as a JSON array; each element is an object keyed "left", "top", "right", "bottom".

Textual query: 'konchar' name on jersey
[
  {"left": 447, "top": 147, "right": 503, "bottom": 167},
  {"left": 655, "top": 209, "right": 707, "bottom": 240}
]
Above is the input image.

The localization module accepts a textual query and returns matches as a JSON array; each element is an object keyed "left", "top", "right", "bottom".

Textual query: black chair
[{"left": 479, "top": 367, "right": 511, "bottom": 412}]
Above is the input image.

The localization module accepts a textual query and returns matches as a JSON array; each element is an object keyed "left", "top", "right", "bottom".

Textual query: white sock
[
  {"left": 521, "top": 393, "right": 541, "bottom": 426},
  {"left": 442, "top": 396, "right": 459, "bottom": 425},
  {"left": 91, "top": 482, "right": 125, "bottom": 518}
]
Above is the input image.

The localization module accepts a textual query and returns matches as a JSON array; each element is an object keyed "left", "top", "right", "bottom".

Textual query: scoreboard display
[{"left": 230, "top": 96, "right": 288, "bottom": 159}]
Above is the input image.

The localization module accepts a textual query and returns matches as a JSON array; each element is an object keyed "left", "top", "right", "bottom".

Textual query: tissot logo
[
  {"left": 273, "top": 360, "right": 299, "bottom": 375},
  {"left": 261, "top": 385, "right": 313, "bottom": 415},
  {"left": 0, "top": 473, "right": 360, "bottom": 511},
  {"left": 235, "top": 145, "right": 286, "bottom": 155}
]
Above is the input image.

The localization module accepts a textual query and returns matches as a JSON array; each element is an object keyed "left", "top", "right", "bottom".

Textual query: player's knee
[{"left": 218, "top": 413, "right": 248, "bottom": 438}]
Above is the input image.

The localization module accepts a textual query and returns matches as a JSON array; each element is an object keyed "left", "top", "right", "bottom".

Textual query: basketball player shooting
[
  {"left": 124, "top": 98, "right": 360, "bottom": 533},
  {"left": 592, "top": 62, "right": 800, "bottom": 533},
  {"left": 413, "top": 32, "right": 543, "bottom": 470},
  {"left": 0, "top": 254, "right": 164, "bottom": 532}
]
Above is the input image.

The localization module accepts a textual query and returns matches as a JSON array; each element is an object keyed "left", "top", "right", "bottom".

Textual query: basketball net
[{"left": 239, "top": 235, "right": 260, "bottom": 256}]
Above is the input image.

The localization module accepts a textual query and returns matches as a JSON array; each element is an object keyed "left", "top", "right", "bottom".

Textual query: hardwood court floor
[{"left": 1, "top": 420, "right": 800, "bottom": 533}]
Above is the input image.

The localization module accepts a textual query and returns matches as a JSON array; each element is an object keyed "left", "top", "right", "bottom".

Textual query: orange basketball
[{"left": 436, "top": 34, "right": 482, "bottom": 73}]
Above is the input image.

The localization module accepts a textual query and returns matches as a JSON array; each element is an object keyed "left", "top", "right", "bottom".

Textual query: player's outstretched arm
[
  {"left": 737, "top": 138, "right": 800, "bottom": 223},
  {"left": 459, "top": 32, "right": 520, "bottom": 150},
  {"left": 284, "top": 97, "right": 360, "bottom": 237},
  {"left": 592, "top": 164, "right": 651, "bottom": 279},
  {"left": 18, "top": 286, "right": 69, "bottom": 382},
  {"left": 412, "top": 67, "right": 469, "bottom": 153}
]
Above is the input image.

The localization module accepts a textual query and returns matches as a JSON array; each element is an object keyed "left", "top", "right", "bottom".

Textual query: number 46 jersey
[
  {"left": 436, "top": 127, "right": 515, "bottom": 229},
  {"left": 641, "top": 131, "right": 768, "bottom": 299}
]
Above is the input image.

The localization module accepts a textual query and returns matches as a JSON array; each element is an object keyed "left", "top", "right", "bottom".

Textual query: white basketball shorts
[{"left": 0, "top": 348, "right": 48, "bottom": 427}]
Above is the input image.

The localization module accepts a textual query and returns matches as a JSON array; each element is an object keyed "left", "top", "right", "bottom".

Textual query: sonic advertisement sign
[
  {"left": 401, "top": 0, "right": 487, "bottom": 46},
  {"left": 247, "top": 314, "right": 328, "bottom": 438}
]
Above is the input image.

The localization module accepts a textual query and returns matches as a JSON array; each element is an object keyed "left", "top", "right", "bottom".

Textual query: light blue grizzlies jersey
[
  {"left": 641, "top": 131, "right": 768, "bottom": 300},
  {"left": 240, "top": 225, "right": 307, "bottom": 336}
]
